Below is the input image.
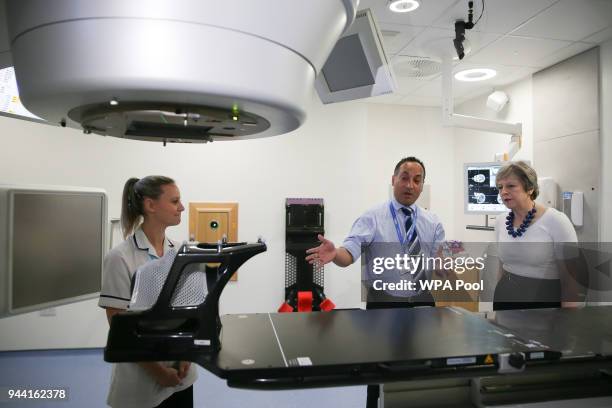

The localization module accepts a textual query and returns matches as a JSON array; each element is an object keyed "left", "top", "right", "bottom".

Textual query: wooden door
[{"left": 189, "top": 202, "right": 238, "bottom": 280}]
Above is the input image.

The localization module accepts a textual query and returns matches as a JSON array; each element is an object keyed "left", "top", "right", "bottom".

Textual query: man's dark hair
[{"left": 394, "top": 156, "right": 426, "bottom": 179}]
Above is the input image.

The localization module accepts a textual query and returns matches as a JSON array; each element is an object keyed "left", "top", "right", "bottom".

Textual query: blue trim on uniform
[{"left": 133, "top": 231, "right": 174, "bottom": 251}]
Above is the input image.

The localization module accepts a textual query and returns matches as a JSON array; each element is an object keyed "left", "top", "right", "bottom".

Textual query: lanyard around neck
[{"left": 389, "top": 202, "right": 417, "bottom": 246}]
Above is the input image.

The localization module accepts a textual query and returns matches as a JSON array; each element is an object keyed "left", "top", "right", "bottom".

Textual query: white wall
[
  {"left": 453, "top": 77, "right": 534, "bottom": 243},
  {"left": 363, "top": 104, "right": 456, "bottom": 238},
  {"left": 533, "top": 48, "right": 600, "bottom": 242},
  {"left": 592, "top": 40, "right": 612, "bottom": 306},
  {"left": 600, "top": 39, "right": 612, "bottom": 242},
  {"left": 0, "top": 95, "right": 456, "bottom": 349}
]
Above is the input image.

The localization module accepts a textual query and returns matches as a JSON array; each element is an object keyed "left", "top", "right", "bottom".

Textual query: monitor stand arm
[{"left": 104, "top": 240, "right": 267, "bottom": 363}]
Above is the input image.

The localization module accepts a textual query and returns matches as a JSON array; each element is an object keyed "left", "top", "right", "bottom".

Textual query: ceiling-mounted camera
[
  {"left": 454, "top": 21, "right": 468, "bottom": 60},
  {"left": 453, "top": 0, "right": 481, "bottom": 60}
]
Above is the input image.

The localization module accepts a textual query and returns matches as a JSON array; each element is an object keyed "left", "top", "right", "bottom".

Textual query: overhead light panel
[
  {"left": 454, "top": 68, "right": 496, "bottom": 82},
  {"left": 388, "top": 0, "right": 420, "bottom": 13}
]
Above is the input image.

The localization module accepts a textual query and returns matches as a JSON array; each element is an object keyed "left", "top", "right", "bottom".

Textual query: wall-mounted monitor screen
[
  {"left": 464, "top": 162, "right": 508, "bottom": 215},
  {"left": 0, "top": 185, "right": 107, "bottom": 317},
  {"left": 315, "top": 8, "right": 395, "bottom": 104}
]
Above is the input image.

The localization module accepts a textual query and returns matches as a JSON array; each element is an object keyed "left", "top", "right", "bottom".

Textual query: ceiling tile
[
  {"left": 400, "top": 63, "right": 534, "bottom": 101},
  {"left": 378, "top": 22, "right": 427, "bottom": 54},
  {"left": 359, "top": 0, "right": 460, "bottom": 27},
  {"left": 358, "top": 0, "right": 606, "bottom": 107},
  {"left": 395, "top": 27, "right": 456, "bottom": 57},
  {"left": 512, "top": 0, "right": 612, "bottom": 42},
  {"left": 395, "top": 26, "right": 501, "bottom": 59},
  {"left": 532, "top": 42, "right": 597, "bottom": 70},
  {"left": 430, "top": 0, "right": 559, "bottom": 35},
  {"left": 394, "top": 74, "right": 433, "bottom": 94},
  {"left": 467, "top": 35, "right": 572, "bottom": 67},
  {"left": 582, "top": 26, "right": 612, "bottom": 44},
  {"left": 407, "top": 77, "right": 441, "bottom": 97},
  {"left": 488, "top": 66, "right": 535, "bottom": 87}
]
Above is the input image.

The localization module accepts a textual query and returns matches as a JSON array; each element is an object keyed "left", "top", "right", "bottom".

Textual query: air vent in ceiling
[{"left": 393, "top": 56, "right": 442, "bottom": 78}]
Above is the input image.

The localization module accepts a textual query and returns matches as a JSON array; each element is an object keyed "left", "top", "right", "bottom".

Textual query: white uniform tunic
[{"left": 99, "top": 227, "right": 198, "bottom": 408}]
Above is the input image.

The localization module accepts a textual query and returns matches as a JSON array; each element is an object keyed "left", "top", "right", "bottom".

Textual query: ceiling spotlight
[
  {"left": 487, "top": 90, "right": 509, "bottom": 112},
  {"left": 388, "top": 0, "right": 420, "bottom": 13},
  {"left": 454, "top": 68, "right": 497, "bottom": 82}
]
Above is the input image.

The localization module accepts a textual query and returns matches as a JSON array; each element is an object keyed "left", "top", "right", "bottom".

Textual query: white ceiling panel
[
  {"left": 487, "top": 66, "right": 536, "bottom": 87},
  {"left": 394, "top": 75, "right": 433, "bottom": 94},
  {"left": 532, "top": 42, "right": 597, "bottom": 70},
  {"left": 512, "top": 0, "right": 612, "bottom": 42},
  {"left": 582, "top": 26, "right": 612, "bottom": 44},
  {"left": 430, "top": 0, "right": 559, "bottom": 35},
  {"left": 358, "top": 0, "right": 606, "bottom": 106},
  {"left": 394, "top": 27, "right": 457, "bottom": 57},
  {"left": 359, "top": 0, "right": 459, "bottom": 26},
  {"left": 467, "top": 35, "right": 572, "bottom": 67},
  {"left": 378, "top": 22, "right": 427, "bottom": 55},
  {"left": 395, "top": 27, "right": 501, "bottom": 59},
  {"left": 405, "top": 77, "right": 441, "bottom": 97}
]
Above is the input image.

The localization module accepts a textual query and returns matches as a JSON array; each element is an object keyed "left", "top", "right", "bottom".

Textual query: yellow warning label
[{"left": 484, "top": 354, "right": 494, "bottom": 364}]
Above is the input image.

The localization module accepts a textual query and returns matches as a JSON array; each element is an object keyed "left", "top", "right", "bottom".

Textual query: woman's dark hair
[{"left": 121, "top": 175, "right": 175, "bottom": 238}]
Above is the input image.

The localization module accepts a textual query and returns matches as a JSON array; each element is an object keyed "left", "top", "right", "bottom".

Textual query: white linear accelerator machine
[{"left": 0, "top": 0, "right": 394, "bottom": 143}]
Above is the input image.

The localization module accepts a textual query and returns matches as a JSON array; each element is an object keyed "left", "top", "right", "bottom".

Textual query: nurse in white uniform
[{"left": 99, "top": 176, "right": 197, "bottom": 408}]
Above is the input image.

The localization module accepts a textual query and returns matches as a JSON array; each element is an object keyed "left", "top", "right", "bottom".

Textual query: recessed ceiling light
[
  {"left": 454, "top": 68, "right": 497, "bottom": 82},
  {"left": 388, "top": 0, "right": 420, "bottom": 13}
]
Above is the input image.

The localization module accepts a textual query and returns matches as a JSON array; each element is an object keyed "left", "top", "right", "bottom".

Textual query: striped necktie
[
  {"left": 400, "top": 207, "right": 422, "bottom": 276},
  {"left": 400, "top": 207, "right": 417, "bottom": 244}
]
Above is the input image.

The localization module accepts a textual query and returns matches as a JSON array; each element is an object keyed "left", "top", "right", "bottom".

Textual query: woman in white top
[
  {"left": 99, "top": 176, "right": 198, "bottom": 408},
  {"left": 493, "top": 162, "right": 585, "bottom": 311}
]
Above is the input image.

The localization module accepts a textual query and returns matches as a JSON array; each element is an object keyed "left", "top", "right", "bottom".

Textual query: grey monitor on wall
[
  {"left": 464, "top": 162, "right": 508, "bottom": 215},
  {"left": 315, "top": 8, "right": 396, "bottom": 104},
  {"left": 0, "top": 185, "right": 107, "bottom": 317}
]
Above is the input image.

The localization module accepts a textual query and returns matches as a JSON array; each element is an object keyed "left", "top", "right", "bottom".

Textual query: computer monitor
[
  {"left": 315, "top": 8, "right": 395, "bottom": 104},
  {"left": 464, "top": 162, "right": 508, "bottom": 215},
  {"left": 0, "top": 185, "right": 107, "bottom": 317}
]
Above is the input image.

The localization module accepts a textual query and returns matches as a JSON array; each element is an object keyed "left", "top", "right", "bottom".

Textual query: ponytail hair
[{"left": 120, "top": 175, "right": 175, "bottom": 238}]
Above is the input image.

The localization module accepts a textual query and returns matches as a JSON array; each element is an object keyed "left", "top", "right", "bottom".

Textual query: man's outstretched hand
[{"left": 306, "top": 234, "right": 337, "bottom": 266}]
